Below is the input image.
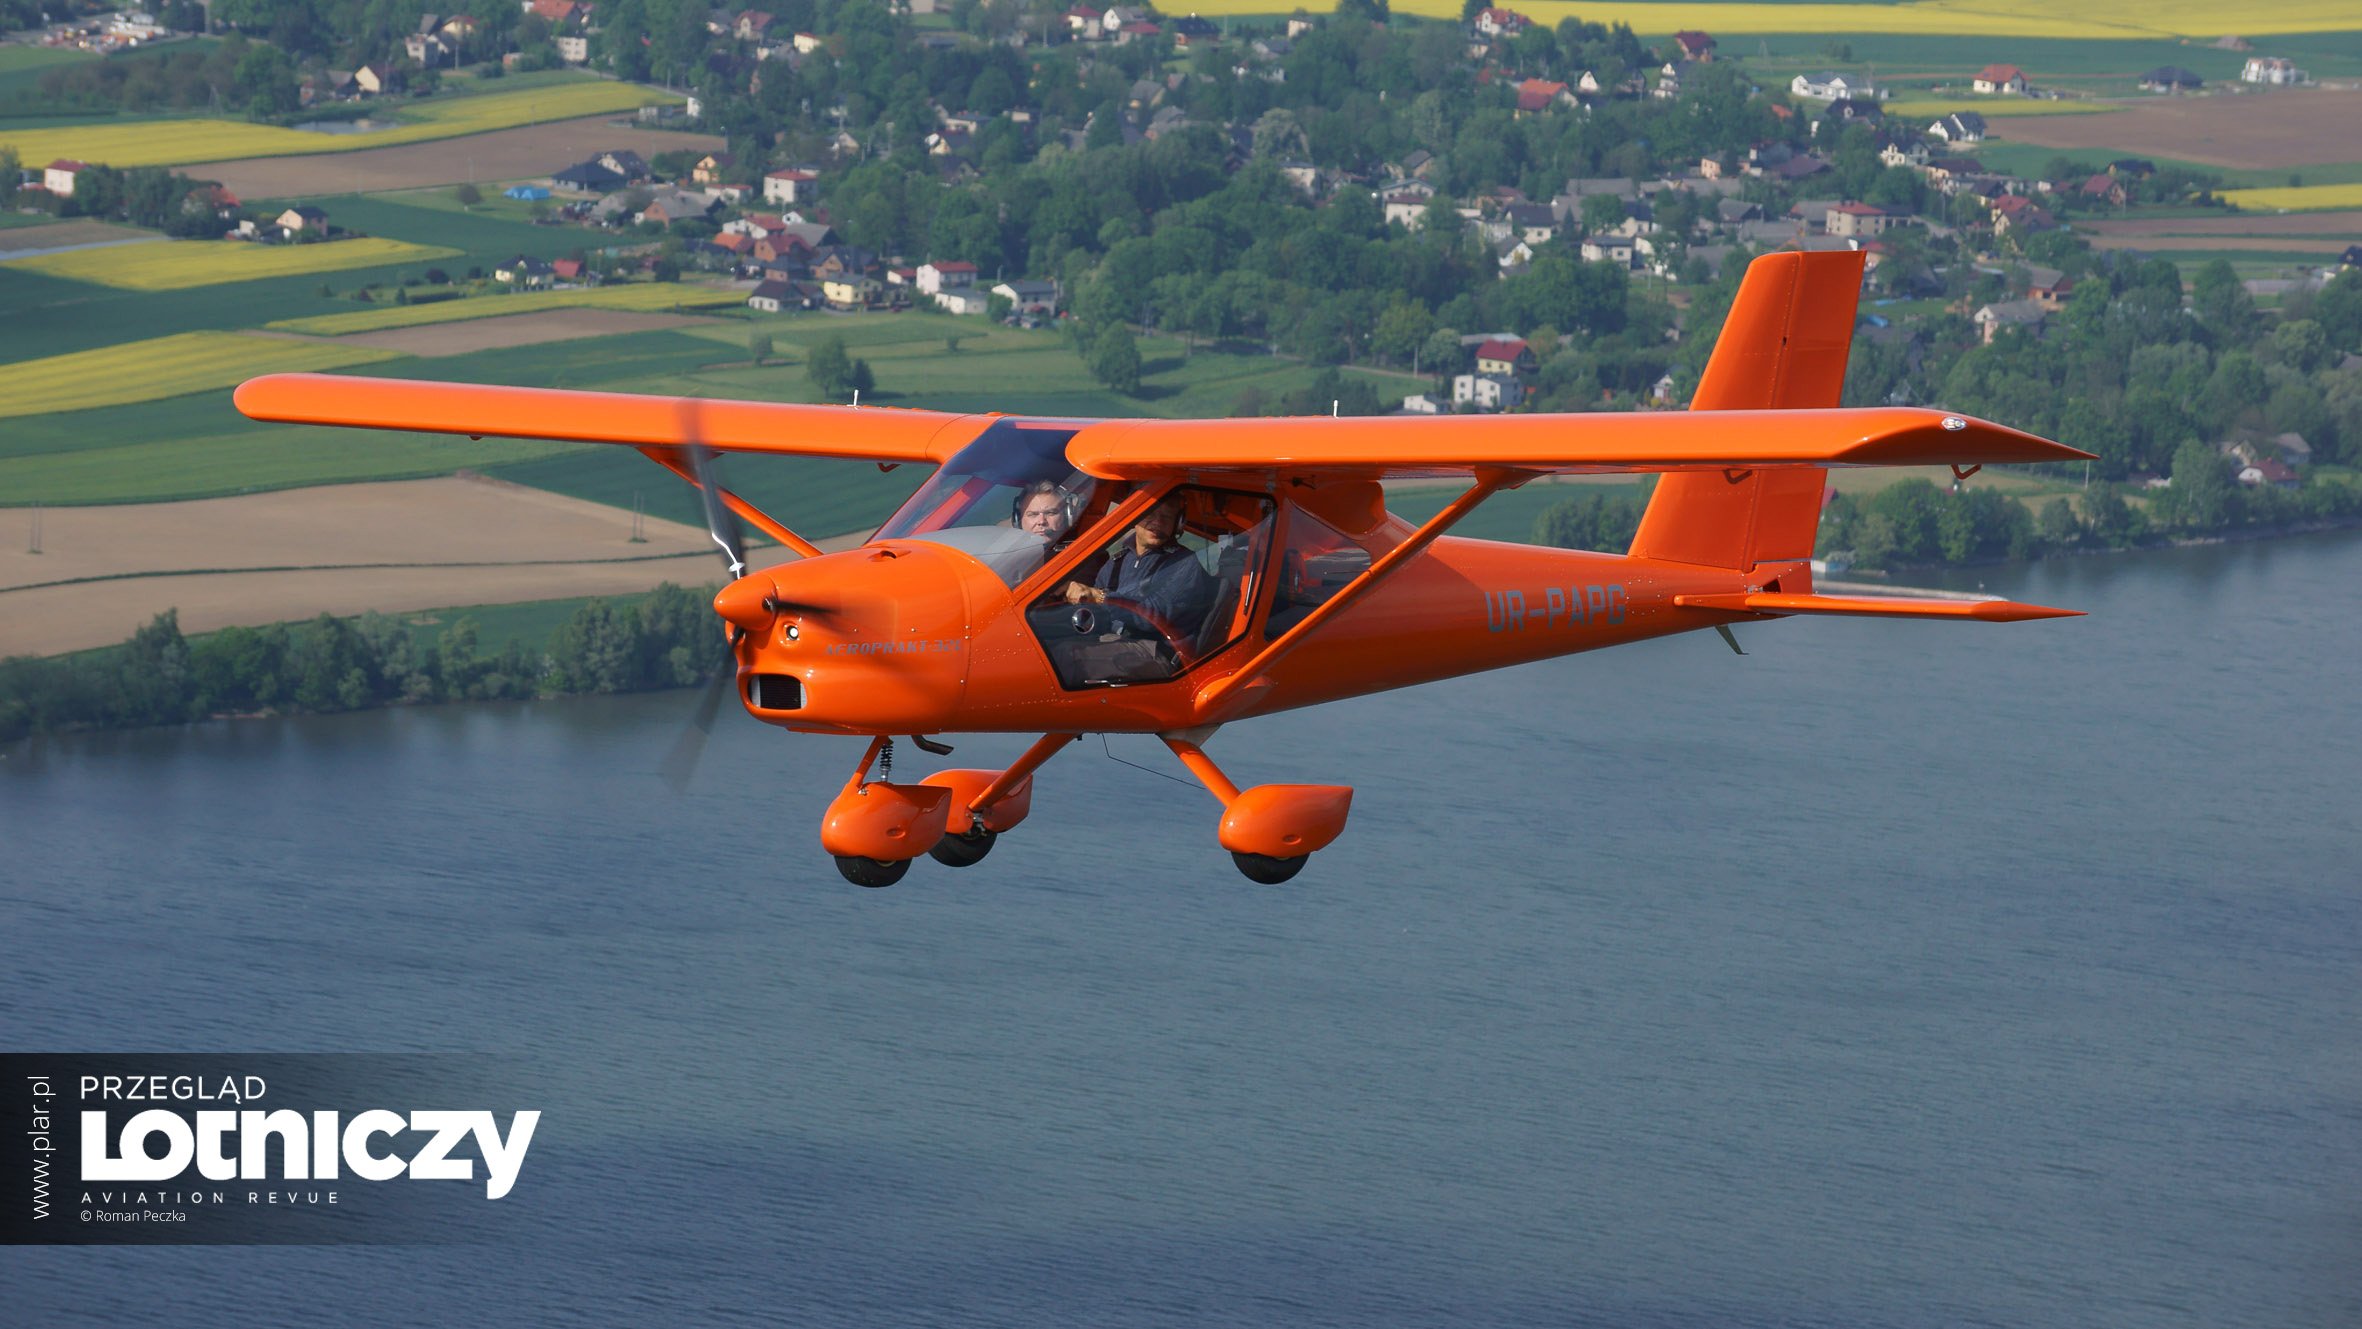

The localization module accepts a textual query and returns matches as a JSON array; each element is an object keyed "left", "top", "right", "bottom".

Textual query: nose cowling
[
  {"left": 713, "top": 572, "right": 777, "bottom": 637},
  {"left": 736, "top": 542, "right": 977, "bottom": 734}
]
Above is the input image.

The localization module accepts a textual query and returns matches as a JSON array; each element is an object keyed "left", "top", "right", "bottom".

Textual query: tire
[
  {"left": 1231, "top": 851, "right": 1308, "bottom": 884},
  {"left": 835, "top": 855, "right": 911, "bottom": 887},
  {"left": 928, "top": 827, "right": 997, "bottom": 868}
]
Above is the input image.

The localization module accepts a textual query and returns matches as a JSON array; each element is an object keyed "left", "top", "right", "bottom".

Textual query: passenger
[
  {"left": 1066, "top": 493, "right": 1213, "bottom": 641},
  {"left": 1014, "top": 479, "right": 1076, "bottom": 548}
]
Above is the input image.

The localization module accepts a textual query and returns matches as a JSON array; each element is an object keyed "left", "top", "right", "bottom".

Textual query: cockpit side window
[{"left": 1025, "top": 485, "right": 1276, "bottom": 689}]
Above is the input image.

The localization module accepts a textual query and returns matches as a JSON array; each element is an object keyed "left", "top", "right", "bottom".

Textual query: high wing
[
  {"left": 233, "top": 372, "right": 983, "bottom": 465},
  {"left": 1062, "top": 405, "right": 2091, "bottom": 482}
]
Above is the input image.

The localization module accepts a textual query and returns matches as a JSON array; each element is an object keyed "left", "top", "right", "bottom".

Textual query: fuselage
[{"left": 719, "top": 503, "right": 1782, "bottom": 738}]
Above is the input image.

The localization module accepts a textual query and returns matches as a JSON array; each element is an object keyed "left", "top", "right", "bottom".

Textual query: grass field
[
  {"left": 3, "top": 331, "right": 401, "bottom": 420},
  {"left": 269, "top": 282, "right": 750, "bottom": 335},
  {"left": 2220, "top": 183, "right": 2362, "bottom": 211},
  {"left": 0, "top": 80, "right": 678, "bottom": 169},
  {"left": 1327, "top": 0, "right": 2362, "bottom": 37},
  {"left": 5, "top": 236, "right": 459, "bottom": 290}
]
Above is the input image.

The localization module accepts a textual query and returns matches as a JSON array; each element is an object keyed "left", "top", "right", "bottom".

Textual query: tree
[
  {"left": 455, "top": 182, "right": 482, "bottom": 208},
  {"left": 1087, "top": 323, "right": 1143, "bottom": 394},
  {"left": 1579, "top": 191, "right": 1627, "bottom": 234},
  {"left": 1372, "top": 299, "right": 1435, "bottom": 369},
  {"left": 806, "top": 336, "right": 855, "bottom": 398},
  {"left": 2157, "top": 438, "right": 2237, "bottom": 530},
  {"left": 232, "top": 43, "right": 297, "bottom": 118},
  {"left": 748, "top": 331, "right": 773, "bottom": 365}
]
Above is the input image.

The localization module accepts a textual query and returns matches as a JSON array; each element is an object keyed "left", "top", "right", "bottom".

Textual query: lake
[{"left": 4, "top": 531, "right": 2358, "bottom": 1326}]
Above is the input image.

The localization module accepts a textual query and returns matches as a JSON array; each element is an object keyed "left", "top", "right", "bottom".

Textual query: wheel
[
  {"left": 1231, "top": 851, "right": 1308, "bottom": 884},
  {"left": 928, "top": 826, "right": 997, "bottom": 868},
  {"left": 835, "top": 855, "right": 911, "bottom": 887}
]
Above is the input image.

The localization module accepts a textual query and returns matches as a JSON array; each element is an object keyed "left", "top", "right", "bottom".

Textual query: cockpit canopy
[{"left": 872, "top": 418, "right": 1096, "bottom": 586}]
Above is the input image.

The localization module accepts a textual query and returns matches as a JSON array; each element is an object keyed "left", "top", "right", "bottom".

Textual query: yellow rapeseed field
[
  {"left": 2220, "top": 183, "right": 2362, "bottom": 211},
  {"left": 1233, "top": 0, "right": 2362, "bottom": 38},
  {"left": 3, "top": 237, "right": 460, "bottom": 290},
  {"left": 1, "top": 331, "right": 400, "bottom": 420},
  {"left": 269, "top": 282, "right": 751, "bottom": 335},
  {"left": 0, "top": 81, "right": 678, "bottom": 170},
  {"left": 1884, "top": 98, "right": 2114, "bottom": 119}
]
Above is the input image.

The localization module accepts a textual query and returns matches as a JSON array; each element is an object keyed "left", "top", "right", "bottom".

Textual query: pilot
[{"left": 1066, "top": 492, "right": 1213, "bottom": 641}]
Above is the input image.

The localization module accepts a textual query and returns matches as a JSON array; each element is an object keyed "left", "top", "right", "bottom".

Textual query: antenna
[
  {"left": 852, "top": 389, "right": 862, "bottom": 406},
  {"left": 1331, "top": 399, "right": 1340, "bottom": 417}
]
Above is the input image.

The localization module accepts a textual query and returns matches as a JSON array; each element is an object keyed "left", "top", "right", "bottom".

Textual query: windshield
[{"left": 872, "top": 418, "right": 1096, "bottom": 586}]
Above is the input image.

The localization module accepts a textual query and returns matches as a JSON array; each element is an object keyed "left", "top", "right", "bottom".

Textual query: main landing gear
[{"left": 816, "top": 733, "right": 1353, "bottom": 886}]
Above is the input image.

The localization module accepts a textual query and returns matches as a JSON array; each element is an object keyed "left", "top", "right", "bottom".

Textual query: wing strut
[
  {"left": 636, "top": 446, "right": 825, "bottom": 560},
  {"left": 1195, "top": 467, "right": 1532, "bottom": 719}
]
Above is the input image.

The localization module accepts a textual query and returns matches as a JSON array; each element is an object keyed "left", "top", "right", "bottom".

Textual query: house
[
  {"left": 735, "top": 10, "right": 774, "bottom": 40},
  {"left": 1825, "top": 97, "right": 1883, "bottom": 126},
  {"left": 993, "top": 279, "right": 1059, "bottom": 319},
  {"left": 2237, "top": 457, "right": 2300, "bottom": 487},
  {"left": 747, "top": 279, "right": 794, "bottom": 313},
  {"left": 1928, "top": 111, "right": 1987, "bottom": 144},
  {"left": 1878, "top": 137, "right": 1930, "bottom": 169},
  {"left": 759, "top": 169, "right": 818, "bottom": 206},
  {"left": 822, "top": 274, "right": 881, "bottom": 309},
  {"left": 1515, "top": 79, "right": 1571, "bottom": 115},
  {"left": 504, "top": 184, "right": 551, "bottom": 201},
  {"left": 1471, "top": 7, "right": 1531, "bottom": 39},
  {"left": 1672, "top": 30, "right": 1715, "bottom": 61},
  {"left": 527, "top": 0, "right": 578, "bottom": 22},
  {"left": 1791, "top": 71, "right": 1875, "bottom": 102},
  {"left": 934, "top": 287, "right": 994, "bottom": 316},
  {"left": 2078, "top": 173, "right": 2127, "bottom": 206},
  {"left": 2027, "top": 268, "right": 2076, "bottom": 309},
  {"left": 1451, "top": 373, "right": 1525, "bottom": 411},
  {"left": 916, "top": 260, "right": 976, "bottom": 295},
  {"left": 495, "top": 254, "right": 554, "bottom": 287},
  {"left": 2243, "top": 56, "right": 2304, "bottom": 85},
  {"left": 1401, "top": 393, "right": 1445, "bottom": 414},
  {"left": 2341, "top": 244, "right": 2362, "bottom": 270},
  {"left": 553, "top": 160, "right": 626, "bottom": 192},
  {"left": 354, "top": 63, "right": 404, "bottom": 96},
  {"left": 2140, "top": 67, "right": 2203, "bottom": 93},
  {"left": 1825, "top": 201, "right": 1903, "bottom": 238},
  {"left": 276, "top": 205, "right": 330, "bottom": 237},
  {"left": 550, "top": 258, "right": 587, "bottom": 282},
  {"left": 42, "top": 159, "right": 88, "bottom": 196},
  {"left": 1170, "top": 15, "right": 1218, "bottom": 46},
  {"left": 1992, "top": 198, "right": 2056, "bottom": 236},
  {"left": 1506, "top": 204, "right": 1558, "bottom": 244},
  {"left": 1473, "top": 338, "right": 1535, "bottom": 377},
  {"left": 1972, "top": 63, "right": 2027, "bottom": 95},
  {"left": 638, "top": 190, "right": 719, "bottom": 225},
  {"left": 692, "top": 154, "right": 735, "bottom": 185},
  {"left": 2270, "top": 432, "right": 2313, "bottom": 466},
  {"left": 1974, "top": 299, "right": 2047, "bottom": 343},
  {"left": 555, "top": 35, "right": 588, "bottom": 63},
  {"left": 405, "top": 33, "right": 450, "bottom": 64}
]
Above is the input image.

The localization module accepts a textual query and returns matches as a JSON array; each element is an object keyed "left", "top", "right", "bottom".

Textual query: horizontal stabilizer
[{"left": 1674, "top": 592, "right": 2081, "bottom": 622}]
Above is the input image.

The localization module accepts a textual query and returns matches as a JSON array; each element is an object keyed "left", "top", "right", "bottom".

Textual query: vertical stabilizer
[{"left": 1627, "top": 250, "right": 1864, "bottom": 571}]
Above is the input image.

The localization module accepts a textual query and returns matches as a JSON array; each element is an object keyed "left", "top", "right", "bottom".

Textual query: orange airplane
[{"left": 236, "top": 251, "right": 2088, "bottom": 886}]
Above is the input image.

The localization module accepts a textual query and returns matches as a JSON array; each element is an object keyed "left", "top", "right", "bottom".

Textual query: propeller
[
  {"left": 666, "top": 403, "right": 750, "bottom": 794},
  {"left": 686, "top": 441, "right": 747, "bottom": 581}
]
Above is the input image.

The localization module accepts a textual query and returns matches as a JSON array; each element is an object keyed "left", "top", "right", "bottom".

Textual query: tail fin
[{"left": 1627, "top": 250, "right": 1863, "bottom": 573}]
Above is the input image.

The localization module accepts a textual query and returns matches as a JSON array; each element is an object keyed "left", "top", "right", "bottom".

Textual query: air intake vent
[{"left": 747, "top": 673, "right": 803, "bottom": 710}]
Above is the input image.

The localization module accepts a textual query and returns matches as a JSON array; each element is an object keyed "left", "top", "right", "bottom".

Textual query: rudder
[{"left": 1627, "top": 250, "right": 1864, "bottom": 572}]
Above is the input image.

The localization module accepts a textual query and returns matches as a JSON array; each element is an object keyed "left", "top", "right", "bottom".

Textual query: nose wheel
[
  {"left": 834, "top": 855, "right": 911, "bottom": 888},
  {"left": 1230, "top": 851, "right": 1308, "bottom": 884}
]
